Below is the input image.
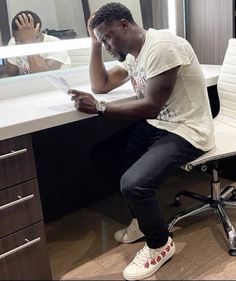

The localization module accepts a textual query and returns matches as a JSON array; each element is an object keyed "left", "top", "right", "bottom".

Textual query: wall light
[
  {"left": 0, "top": 37, "right": 91, "bottom": 59},
  {"left": 168, "top": 0, "right": 177, "bottom": 35}
]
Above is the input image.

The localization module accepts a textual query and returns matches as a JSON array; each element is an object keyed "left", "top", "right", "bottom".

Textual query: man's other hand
[{"left": 69, "top": 89, "right": 98, "bottom": 114}]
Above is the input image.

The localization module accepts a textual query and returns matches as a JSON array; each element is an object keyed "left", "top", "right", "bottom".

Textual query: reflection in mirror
[
  {"left": 4, "top": 0, "right": 87, "bottom": 42},
  {"left": 4, "top": 10, "right": 72, "bottom": 77},
  {"left": 0, "top": 0, "right": 184, "bottom": 79}
]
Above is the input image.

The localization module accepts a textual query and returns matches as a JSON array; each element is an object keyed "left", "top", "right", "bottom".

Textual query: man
[
  {"left": 5, "top": 10, "right": 71, "bottom": 76},
  {"left": 69, "top": 2, "right": 215, "bottom": 280}
]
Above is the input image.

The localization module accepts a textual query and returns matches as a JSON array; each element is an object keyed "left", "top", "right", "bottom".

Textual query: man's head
[
  {"left": 90, "top": 2, "right": 136, "bottom": 62},
  {"left": 12, "top": 10, "right": 42, "bottom": 32},
  {"left": 90, "top": 2, "right": 134, "bottom": 29},
  {"left": 12, "top": 10, "right": 42, "bottom": 44}
]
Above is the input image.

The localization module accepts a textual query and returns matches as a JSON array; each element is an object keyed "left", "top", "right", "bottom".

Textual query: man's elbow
[
  {"left": 91, "top": 86, "right": 108, "bottom": 94},
  {"left": 5, "top": 70, "right": 17, "bottom": 77},
  {"left": 145, "top": 101, "right": 162, "bottom": 119}
]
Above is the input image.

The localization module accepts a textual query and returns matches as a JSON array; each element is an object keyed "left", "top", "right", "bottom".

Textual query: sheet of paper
[{"left": 44, "top": 74, "right": 71, "bottom": 94}]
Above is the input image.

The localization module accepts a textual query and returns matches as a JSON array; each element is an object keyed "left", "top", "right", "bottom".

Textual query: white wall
[
  {"left": 6, "top": 0, "right": 87, "bottom": 37},
  {"left": 6, "top": 0, "right": 58, "bottom": 32},
  {"left": 54, "top": 0, "right": 87, "bottom": 38}
]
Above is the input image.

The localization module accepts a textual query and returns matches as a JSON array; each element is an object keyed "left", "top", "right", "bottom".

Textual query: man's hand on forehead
[{"left": 15, "top": 13, "right": 40, "bottom": 32}]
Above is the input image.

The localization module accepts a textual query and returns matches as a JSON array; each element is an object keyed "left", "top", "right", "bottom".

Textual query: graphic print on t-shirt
[
  {"left": 16, "top": 56, "right": 31, "bottom": 75},
  {"left": 128, "top": 63, "right": 176, "bottom": 121},
  {"left": 129, "top": 65, "right": 146, "bottom": 100},
  {"left": 158, "top": 104, "right": 177, "bottom": 121}
]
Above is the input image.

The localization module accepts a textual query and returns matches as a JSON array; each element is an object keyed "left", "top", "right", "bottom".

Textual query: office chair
[{"left": 168, "top": 38, "right": 236, "bottom": 256}]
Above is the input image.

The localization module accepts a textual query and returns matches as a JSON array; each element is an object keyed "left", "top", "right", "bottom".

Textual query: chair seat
[{"left": 182, "top": 114, "right": 236, "bottom": 171}]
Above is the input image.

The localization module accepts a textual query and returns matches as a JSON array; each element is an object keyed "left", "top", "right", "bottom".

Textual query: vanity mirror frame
[{"left": 0, "top": 0, "right": 185, "bottom": 80}]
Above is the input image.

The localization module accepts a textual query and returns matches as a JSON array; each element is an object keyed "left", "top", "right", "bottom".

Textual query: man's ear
[
  {"left": 120, "top": 19, "right": 129, "bottom": 30},
  {"left": 35, "top": 23, "right": 41, "bottom": 32},
  {"left": 12, "top": 31, "right": 20, "bottom": 44}
]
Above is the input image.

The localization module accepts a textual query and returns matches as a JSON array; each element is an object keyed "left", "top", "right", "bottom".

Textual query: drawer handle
[
  {"left": 0, "top": 148, "right": 27, "bottom": 160},
  {"left": 0, "top": 194, "right": 34, "bottom": 211},
  {"left": 0, "top": 237, "right": 41, "bottom": 260}
]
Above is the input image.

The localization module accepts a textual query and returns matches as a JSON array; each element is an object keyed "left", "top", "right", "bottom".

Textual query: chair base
[{"left": 168, "top": 166, "right": 236, "bottom": 256}]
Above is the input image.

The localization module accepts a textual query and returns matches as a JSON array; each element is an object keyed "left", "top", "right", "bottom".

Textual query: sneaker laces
[
  {"left": 123, "top": 219, "right": 139, "bottom": 238},
  {"left": 127, "top": 220, "right": 138, "bottom": 233},
  {"left": 133, "top": 244, "right": 155, "bottom": 268}
]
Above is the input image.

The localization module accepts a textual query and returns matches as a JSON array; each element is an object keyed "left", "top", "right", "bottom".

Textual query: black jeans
[{"left": 119, "top": 120, "right": 204, "bottom": 249}]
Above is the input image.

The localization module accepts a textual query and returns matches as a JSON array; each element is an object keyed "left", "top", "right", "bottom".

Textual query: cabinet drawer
[
  {"left": 0, "top": 135, "right": 37, "bottom": 190},
  {"left": 0, "top": 179, "right": 43, "bottom": 238},
  {"left": 0, "top": 222, "right": 51, "bottom": 280}
]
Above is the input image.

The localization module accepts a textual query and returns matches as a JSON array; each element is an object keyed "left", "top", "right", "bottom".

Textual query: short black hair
[
  {"left": 90, "top": 2, "right": 135, "bottom": 29},
  {"left": 12, "top": 10, "right": 42, "bottom": 31}
]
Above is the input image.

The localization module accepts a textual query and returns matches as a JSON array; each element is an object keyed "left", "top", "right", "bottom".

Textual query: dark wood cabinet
[
  {"left": 0, "top": 179, "right": 43, "bottom": 238},
  {"left": 0, "top": 135, "right": 37, "bottom": 190},
  {"left": 0, "top": 135, "right": 51, "bottom": 280},
  {"left": 0, "top": 222, "right": 51, "bottom": 280}
]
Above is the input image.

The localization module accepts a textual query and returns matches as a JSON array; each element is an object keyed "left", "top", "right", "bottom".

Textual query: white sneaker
[
  {"left": 123, "top": 237, "right": 175, "bottom": 280},
  {"left": 114, "top": 218, "right": 144, "bottom": 243}
]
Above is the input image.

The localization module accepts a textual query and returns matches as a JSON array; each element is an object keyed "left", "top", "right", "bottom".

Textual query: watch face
[{"left": 96, "top": 101, "right": 107, "bottom": 113}]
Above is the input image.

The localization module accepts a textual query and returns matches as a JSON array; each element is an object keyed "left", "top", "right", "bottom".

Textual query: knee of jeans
[{"left": 120, "top": 173, "right": 137, "bottom": 199}]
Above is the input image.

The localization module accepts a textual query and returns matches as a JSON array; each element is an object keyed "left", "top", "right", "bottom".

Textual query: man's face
[
  {"left": 12, "top": 16, "right": 41, "bottom": 45},
  {"left": 94, "top": 20, "right": 129, "bottom": 62}
]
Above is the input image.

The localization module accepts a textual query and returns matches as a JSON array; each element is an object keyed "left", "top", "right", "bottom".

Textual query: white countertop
[
  {"left": 201, "top": 64, "right": 222, "bottom": 87},
  {"left": 0, "top": 64, "right": 221, "bottom": 141}
]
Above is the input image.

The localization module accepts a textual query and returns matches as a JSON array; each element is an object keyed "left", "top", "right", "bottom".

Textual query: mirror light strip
[{"left": 0, "top": 38, "right": 91, "bottom": 59}]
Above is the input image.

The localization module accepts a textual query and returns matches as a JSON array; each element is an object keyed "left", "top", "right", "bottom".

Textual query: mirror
[{"left": 0, "top": 0, "right": 183, "bottom": 79}]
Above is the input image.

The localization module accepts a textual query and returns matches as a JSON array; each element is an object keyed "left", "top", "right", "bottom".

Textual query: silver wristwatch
[{"left": 95, "top": 100, "right": 107, "bottom": 116}]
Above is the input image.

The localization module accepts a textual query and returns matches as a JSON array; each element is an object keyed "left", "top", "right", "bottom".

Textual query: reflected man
[{"left": 5, "top": 10, "right": 71, "bottom": 76}]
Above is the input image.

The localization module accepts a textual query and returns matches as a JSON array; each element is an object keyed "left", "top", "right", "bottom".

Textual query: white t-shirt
[
  {"left": 7, "top": 34, "right": 71, "bottom": 75},
  {"left": 120, "top": 29, "right": 215, "bottom": 151}
]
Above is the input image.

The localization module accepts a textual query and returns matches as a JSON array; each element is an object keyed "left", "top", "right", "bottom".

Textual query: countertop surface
[{"left": 0, "top": 64, "right": 221, "bottom": 141}]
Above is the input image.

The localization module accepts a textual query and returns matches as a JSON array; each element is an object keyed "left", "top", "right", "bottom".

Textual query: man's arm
[
  {"left": 70, "top": 66, "right": 179, "bottom": 119},
  {"left": 5, "top": 62, "right": 19, "bottom": 76},
  {"left": 88, "top": 17, "right": 129, "bottom": 94},
  {"left": 90, "top": 45, "right": 129, "bottom": 94},
  {"left": 104, "top": 67, "right": 178, "bottom": 119},
  {"left": 5, "top": 56, "right": 62, "bottom": 76},
  {"left": 27, "top": 56, "right": 62, "bottom": 73}
]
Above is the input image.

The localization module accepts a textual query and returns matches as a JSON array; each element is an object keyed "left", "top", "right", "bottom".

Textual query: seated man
[
  {"left": 5, "top": 10, "right": 71, "bottom": 76},
  {"left": 69, "top": 2, "right": 215, "bottom": 280}
]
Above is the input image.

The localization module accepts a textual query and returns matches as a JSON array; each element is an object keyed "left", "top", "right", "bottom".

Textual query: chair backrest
[
  {"left": 182, "top": 39, "right": 236, "bottom": 170},
  {"left": 217, "top": 39, "right": 236, "bottom": 126}
]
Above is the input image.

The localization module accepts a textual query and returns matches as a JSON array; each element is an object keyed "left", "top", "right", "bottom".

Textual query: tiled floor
[{"left": 46, "top": 169, "right": 236, "bottom": 280}]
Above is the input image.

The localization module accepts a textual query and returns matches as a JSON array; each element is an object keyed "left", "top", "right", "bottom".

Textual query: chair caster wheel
[
  {"left": 230, "top": 190, "right": 236, "bottom": 201},
  {"left": 228, "top": 249, "right": 236, "bottom": 256},
  {"left": 230, "top": 196, "right": 236, "bottom": 201},
  {"left": 171, "top": 200, "right": 181, "bottom": 207}
]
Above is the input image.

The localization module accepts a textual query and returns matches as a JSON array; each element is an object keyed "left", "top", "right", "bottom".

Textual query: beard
[
  {"left": 110, "top": 49, "right": 126, "bottom": 62},
  {"left": 117, "top": 51, "right": 127, "bottom": 62}
]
